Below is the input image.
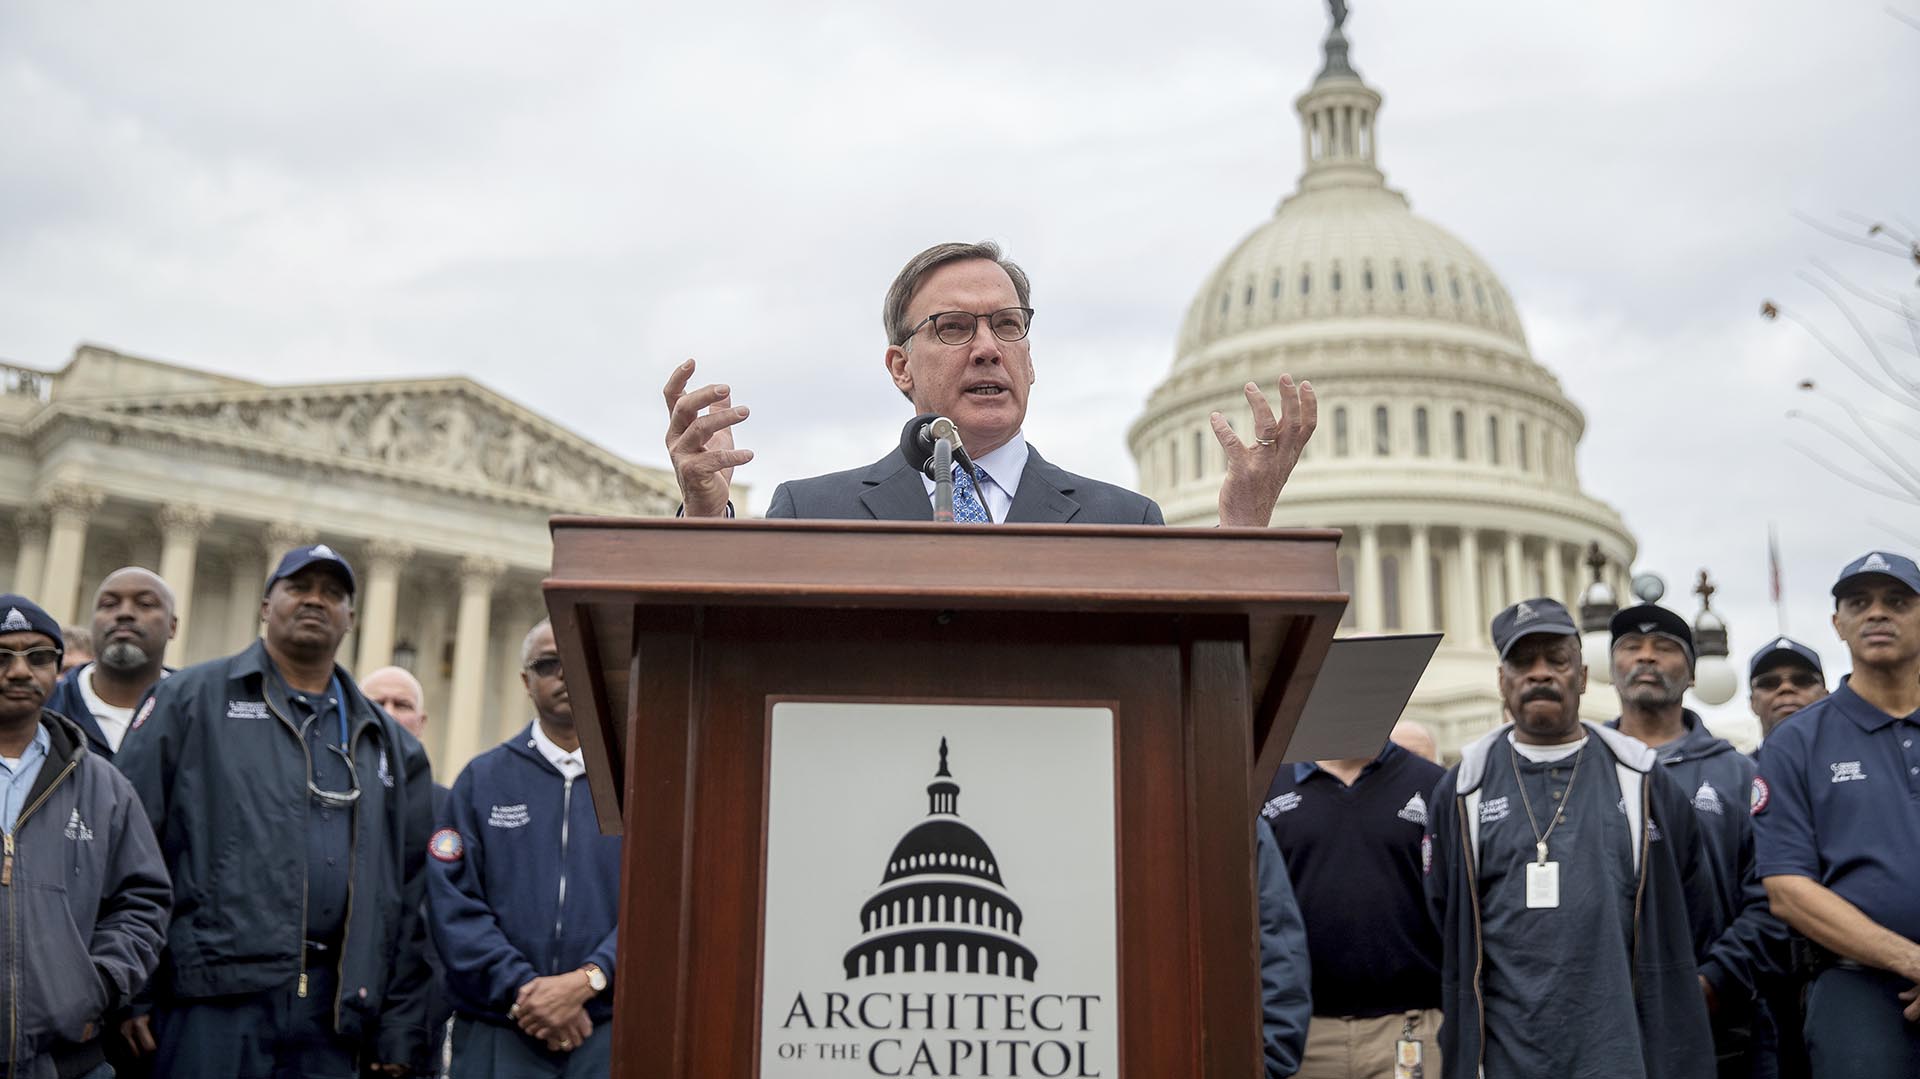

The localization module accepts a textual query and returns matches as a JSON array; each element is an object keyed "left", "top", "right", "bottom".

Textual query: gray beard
[
  {"left": 97, "top": 640, "right": 153, "bottom": 672},
  {"left": 1621, "top": 677, "right": 1686, "bottom": 709}
]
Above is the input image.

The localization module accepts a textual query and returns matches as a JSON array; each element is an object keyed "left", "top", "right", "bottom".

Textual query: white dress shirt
[{"left": 920, "top": 430, "right": 1027, "bottom": 523}]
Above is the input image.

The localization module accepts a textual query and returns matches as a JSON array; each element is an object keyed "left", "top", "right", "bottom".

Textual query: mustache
[{"left": 1520, "top": 685, "right": 1563, "bottom": 704}]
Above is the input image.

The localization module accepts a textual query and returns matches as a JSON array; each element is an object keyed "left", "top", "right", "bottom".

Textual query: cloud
[{"left": 1, "top": 0, "right": 1915, "bottom": 740}]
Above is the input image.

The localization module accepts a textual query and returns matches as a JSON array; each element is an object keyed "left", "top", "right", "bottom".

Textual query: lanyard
[{"left": 327, "top": 673, "right": 349, "bottom": 750}]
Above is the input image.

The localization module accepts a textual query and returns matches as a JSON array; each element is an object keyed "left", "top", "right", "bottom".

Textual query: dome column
[
  {"left": 1355, "top": 524, "right": 1384, "bottom": 633},
  {"left": 1455, "top": 529, "right": 1483, "bottom": 645},
  {"left": 1408, "top": 524, "right": 1433, "bottom": 633},
  {"left": 1504, "top": 533, "right": 1526, "bottom": 607},
  {"left": 1560, "top": 543, "right": 1584, "bottom": 609}
]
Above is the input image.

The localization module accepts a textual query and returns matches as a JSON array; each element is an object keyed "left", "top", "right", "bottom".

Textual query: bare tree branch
[
  {"left": 1786, "top": 409, "right": 1920, "bottom": 497},
  {"left": 1788, "top": 439, "right": 1919, "bottom": 503}
]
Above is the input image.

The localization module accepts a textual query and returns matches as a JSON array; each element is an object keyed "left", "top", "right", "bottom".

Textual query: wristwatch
[{"left": 581, "top": 964, "right": 608, "bottom": 994}]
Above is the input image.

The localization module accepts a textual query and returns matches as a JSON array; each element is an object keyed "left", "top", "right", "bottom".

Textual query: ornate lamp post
[
  {"left": 1690, "top": 571, "right": 1738, "bottom": 705},
  {"left": 1579, "top": 542, "right": 1619, "bottom": 684}
]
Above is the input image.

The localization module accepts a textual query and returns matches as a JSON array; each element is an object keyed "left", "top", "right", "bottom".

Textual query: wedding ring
[
  {"left": 508, "top": 1005, "right": 520, "bottom": 1020},
  {"left": 1255, "top": 437, "right": 1278, "bottom": 447},
  {"left": 559, "top": 1039, "right": 572, "bottom": 1049}
]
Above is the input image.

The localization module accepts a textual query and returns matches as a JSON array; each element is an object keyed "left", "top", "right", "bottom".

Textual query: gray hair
[
  {"left": 521, "top": 618, "right": 554, "bottom": 667},
  {"left": 882, "top": 241, "right": 1032, "bottom": 347}
]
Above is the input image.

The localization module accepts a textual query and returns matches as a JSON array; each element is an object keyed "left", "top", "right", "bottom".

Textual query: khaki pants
[{"left": 1298, "top": 1008, "right": 1443, "bottom": 1079}]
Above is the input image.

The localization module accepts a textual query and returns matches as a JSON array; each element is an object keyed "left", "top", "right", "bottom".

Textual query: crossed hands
[{"left": 512, "top": 973, "right": 595, "bottom": 1052}]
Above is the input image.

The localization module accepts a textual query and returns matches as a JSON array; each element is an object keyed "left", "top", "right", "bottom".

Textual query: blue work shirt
[
  {"left": 1753, "top": 678, "right": 1920, "bottom": 942},
  {"left": 0, "top": 723, "right": 51, "bottom": 833},
  {"left": 265, "top": 668, "right": 355, "bottom": 946}
]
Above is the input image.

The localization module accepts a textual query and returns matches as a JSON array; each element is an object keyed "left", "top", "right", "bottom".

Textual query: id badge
[
  {"left": 1394, "top": 1037, "right": 1424, "bottom": 1079},
  {"left": 1525, "top": 860, "right": 1560, "bottom": 909}
]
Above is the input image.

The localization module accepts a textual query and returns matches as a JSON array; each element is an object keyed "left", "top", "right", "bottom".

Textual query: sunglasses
[
  {"left": 526, "top": 656, "right": 564, "bottom": 679},
  {"left": 0, "top": 647, "right": 63, "bottom": 671},
  {"left": 1752, "top": 671, "right": 1822, "bottom": 692}
]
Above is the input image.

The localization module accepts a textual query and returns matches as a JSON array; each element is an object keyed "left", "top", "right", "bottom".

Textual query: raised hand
[
  {"left": 1212, "top": 376, "right": 1318, "bottom": 527},
  {"left": 663, "top": 358, "right": 754, "bottom": 517}
]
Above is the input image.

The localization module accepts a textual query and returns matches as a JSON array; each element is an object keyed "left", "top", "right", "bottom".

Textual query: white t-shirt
[
  {"left": 1508, "top": 731, "right": 1589, "bottom": 763},
  {"left": 79, "top": 666, "right": 137, "bottom": 753}
]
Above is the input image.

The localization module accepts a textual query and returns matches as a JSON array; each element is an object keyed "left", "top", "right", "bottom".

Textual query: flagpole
[{"left": 1768, "top": 522, "right": 1789, "bottom": 636}]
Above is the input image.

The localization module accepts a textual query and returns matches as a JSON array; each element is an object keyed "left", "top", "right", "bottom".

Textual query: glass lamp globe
[
  {"left": 1582, "top": 631, "right": 1614, "bottom": 685},
  {"left": 1693, "top": 656, "right": 1738, "bottom": 706}
]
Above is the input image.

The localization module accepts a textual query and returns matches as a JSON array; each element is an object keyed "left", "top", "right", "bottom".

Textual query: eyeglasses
[
  {"left": 1753, "top": 671, "right": 1822, "bottom": 692},
  {"left": 0, "top": 647, "right": 63, "bottom": 671},
  {"left": 301, "top": 721, "right": 361, "bottom": 809},
  {"left": 904, "top": 307, "right": 1034, "bottom": 347},
  {"left": 526, "top": 656, "right": 564, "bottom": 679}
]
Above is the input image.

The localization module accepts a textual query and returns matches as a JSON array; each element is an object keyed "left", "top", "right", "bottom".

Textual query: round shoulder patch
[
  {"left": 1749, "top": 776, "right": 1770, "bottom": 817},
  {"left": 131, "top": 696, "right": 157, "bottom": 732},
  {"left": 429, "top": 828, "right": 465, "bottom": 863}
]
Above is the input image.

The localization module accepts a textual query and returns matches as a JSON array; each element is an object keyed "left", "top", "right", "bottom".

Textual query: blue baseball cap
[
  {"left": 1748, "top": 636, "right": 1823, "bottom": 681},
  {"left": 1831, "top": 550, "right": 1920, "bottom": 598},
  {"left": 265, "top": 543, "right": 357, "bottom": 597},
  {"left": 0, "top": 594, "right": 63, "bottom": 650},
  {"left": 1490, "top": 597, "right": 1580, "bottom": 659}
]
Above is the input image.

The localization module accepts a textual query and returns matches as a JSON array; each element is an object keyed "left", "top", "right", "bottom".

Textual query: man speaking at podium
[
  {"left": 661, "top": 240, "right": 1316, "bottom": 527},
  {"left": 660, "top": 239, "right": 1321, "bottom": 1077}
]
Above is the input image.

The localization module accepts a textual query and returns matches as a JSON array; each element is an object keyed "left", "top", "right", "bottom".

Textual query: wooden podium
[{"left": 545, "top": 517, "right": 1344, "bottom": 1078}]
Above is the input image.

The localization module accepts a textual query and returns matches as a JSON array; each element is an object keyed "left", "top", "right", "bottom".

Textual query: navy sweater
[
  {"left": 428, "top": 724, "right": 622, "bottom": 1025},
  {"left": 1261, "top": 743, "right": 1445, "bottom": 1018}
]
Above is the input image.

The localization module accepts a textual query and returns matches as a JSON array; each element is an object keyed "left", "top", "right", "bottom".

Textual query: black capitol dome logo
[{"left": 843, "top": 738, "right": 1038, "bottom": 983}]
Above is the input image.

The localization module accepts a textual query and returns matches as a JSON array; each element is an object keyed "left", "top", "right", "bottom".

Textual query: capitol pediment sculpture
[{"left": 95, "top": 383, "right": 676, "bottom": 513}]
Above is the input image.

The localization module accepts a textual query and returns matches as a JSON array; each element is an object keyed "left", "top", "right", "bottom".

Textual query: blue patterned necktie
[{"left": 951, "top": 464, "right": 991, "bottom": 523}]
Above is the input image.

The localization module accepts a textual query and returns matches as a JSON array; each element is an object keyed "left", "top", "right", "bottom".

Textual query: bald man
[
  {"left": 363, "top": 666, "right": 429, "bottom": 740},
  {"left": 47, "top": 567, "right": 178, "bottom": 760},
  {"left": 362, "top": 664, "right": 453, "bottom": 1074},
  {"left": 1391, "top": 720, "right": 1440, "bottom": 763}
]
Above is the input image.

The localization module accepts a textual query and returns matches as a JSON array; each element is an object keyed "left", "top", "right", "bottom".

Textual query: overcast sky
[{"left": 3, "top": 1, "right": 1915, "bottom": 740}]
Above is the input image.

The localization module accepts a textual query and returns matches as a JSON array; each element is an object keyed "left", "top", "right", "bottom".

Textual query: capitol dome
[
  {"left": 843, "top": 739, "right": 1037, "bottom": 981},
  {"left": 1128, "top": 8, "right": 1638, "bottom": 755}
]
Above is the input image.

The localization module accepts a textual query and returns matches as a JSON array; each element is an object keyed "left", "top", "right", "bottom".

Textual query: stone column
[
  {"left": 444, "top": 557, "right": 503, "bottom": 771},
  {"left": 356, "top": 541, "right": 414, "bottom": 678},
  {"left": 261, "top": 521, "right": 314, "bottom": 569},
  {"left": 1562, "top": 544, "right": 1584, "bottom": 609},
  {"left": 39, "top": 486, "right": 104, "bottom": 623},
  {"left": 156, "top": 504, "right": 214, "bottom": 667},
  {"left": 1504, "top": 533, "right": 1525, "bottom": 607},
  {"left": 1356, "top": 524, "right": 1384, "bottom": 633},
  {"left": 10, "top": 509, "right": 47, "bottom": 599},
  {"left": 1458, "top": 529, "right": 1483, "bottom": 645},
  {"left": 224, "top": 544, "right": 268, "bottom": 650},
  {"left": 1408, "top": 524, "right": 1434, "bottom": 634}
]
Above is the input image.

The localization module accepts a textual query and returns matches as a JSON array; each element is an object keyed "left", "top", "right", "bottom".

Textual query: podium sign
[
  {"left": 760, "top": 701, "right": 1119, "bottom": 1077},
  {"left": 545, "top": 518, "right": 1346, "bottom": 1078}
]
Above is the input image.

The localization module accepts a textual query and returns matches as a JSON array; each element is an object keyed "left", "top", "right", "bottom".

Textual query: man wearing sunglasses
[
  {"left": 1747, "top": 640, "right": 1827, "bottom": 748},
  {"left": 117, "top": 545, "right": 437, "bottom": 1079},
  {"left": 429, "top": 619, "right": 622, "bottom": 1077},
  {"left": 662, "top": 240, "right": 1316, "bottom": 526},
  {"left": 0, "top": 594, "right": 170, "bottom": 1079}
]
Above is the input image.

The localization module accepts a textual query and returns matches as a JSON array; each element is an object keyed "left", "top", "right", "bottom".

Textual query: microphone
[
  {"left": 899, "top": 414, "right": 975, "bottom": 479},
  {"left": 899, "top": 413, "right": 991, "bottom": 523}
]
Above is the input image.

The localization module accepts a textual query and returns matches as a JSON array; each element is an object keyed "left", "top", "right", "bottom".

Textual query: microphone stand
[{"left": 932, "top": 437, "right": 955, "bottom": 523}]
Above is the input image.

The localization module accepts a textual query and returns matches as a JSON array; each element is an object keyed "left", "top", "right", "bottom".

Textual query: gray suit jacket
[{"left": 764, "top": 445, "right": 1164, "bottom": 525}]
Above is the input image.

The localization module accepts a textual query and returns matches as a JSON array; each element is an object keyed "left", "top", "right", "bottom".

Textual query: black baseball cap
[
  {"left": 1490, "top": 597, "right": 1579, "bottom": 659},
  {"left": 0, "top": 594, "right": 63, "bottom": 649},
  {"left": 1831, "top": 550, "right": 1920, "bottom": 598},
  {"left": 265, "top": 543, "right": 357, "bottom": 596},
  {"left": 1748, "top": 636, "right": 1823, "bottom": 681},
  {"left": 1610, "top": 603, "right": 1696, "bottom": 666}
]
